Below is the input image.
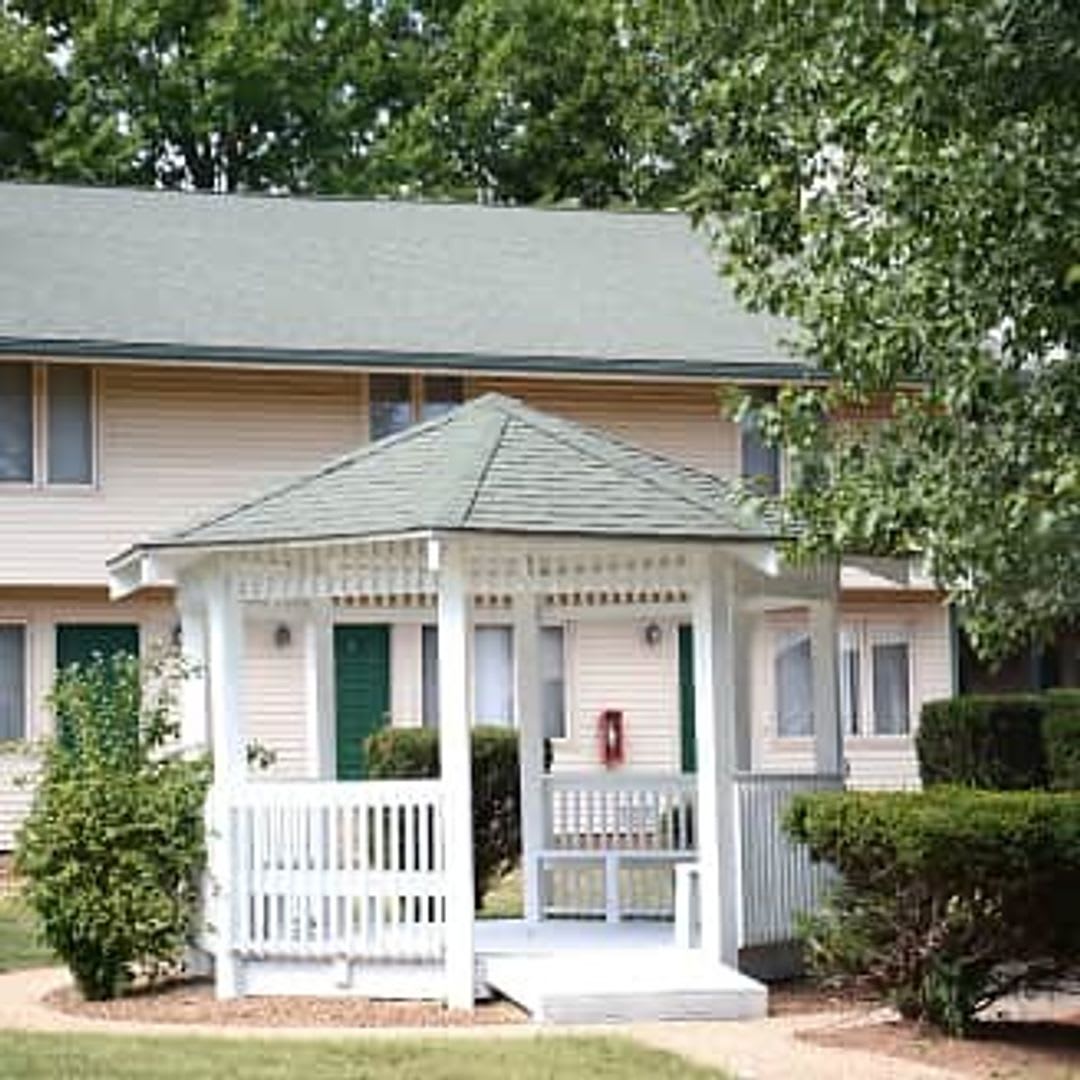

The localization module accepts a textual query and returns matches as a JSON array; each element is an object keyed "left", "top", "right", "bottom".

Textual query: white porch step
[{"left": 476, "top": 920, "right": 767, "bottom": 1024}]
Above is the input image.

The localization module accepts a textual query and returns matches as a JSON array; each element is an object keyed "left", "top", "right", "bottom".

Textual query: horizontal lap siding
[
  {"left": 0, "top": 365, "right": 367, "bottom": 585},
  {"left": 552, "top": 619, "right": 680, "bottom": 773},
  {"left": 244, "top": 617, "right": 307, "bottom": 779},
  {"left": 468, "top": 377, "right": 738, "bottom": 475}
]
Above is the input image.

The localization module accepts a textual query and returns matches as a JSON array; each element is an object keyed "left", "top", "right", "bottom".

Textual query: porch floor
[{"left": 475, "top": 919, "right": 767, "bottom": 1024}]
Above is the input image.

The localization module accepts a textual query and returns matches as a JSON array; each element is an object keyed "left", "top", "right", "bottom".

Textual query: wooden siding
[
  {"left": 244, "top": 616, "right": 308, "bottom": 779},
  {"left": 0, "top": 364, "right": 367, "bottom": 586}
]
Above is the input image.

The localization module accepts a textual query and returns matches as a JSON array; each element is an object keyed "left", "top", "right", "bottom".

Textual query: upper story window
[
  {"left": 369, "top": 373, "right": 464, "bottom": 441},
  {"left": 739, "top": 388, "right": 781, "bottom": 495},
  {"left": 0, "top": 362, "right": 95, "bottom": 486}
]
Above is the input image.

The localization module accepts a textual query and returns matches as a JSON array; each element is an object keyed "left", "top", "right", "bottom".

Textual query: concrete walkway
[{"left": 0, "top": 966, "right": 964, "bottom": 1080}]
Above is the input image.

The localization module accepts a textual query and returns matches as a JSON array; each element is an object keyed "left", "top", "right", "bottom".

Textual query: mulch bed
[
  {"left": 46, "top": 975, "right": 528, "bottom": 1028},
  {"left": 766, "top": 977, "right": 880, "bottom": 1017}
]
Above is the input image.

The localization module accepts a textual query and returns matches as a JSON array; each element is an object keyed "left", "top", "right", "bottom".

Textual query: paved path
[{"left": 0, "top": 967, "right": 964, "bottom": 1080}]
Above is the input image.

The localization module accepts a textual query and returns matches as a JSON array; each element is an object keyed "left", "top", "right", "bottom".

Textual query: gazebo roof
[{"left": 123, "top": 394, "right": 781, "bottom": 557}]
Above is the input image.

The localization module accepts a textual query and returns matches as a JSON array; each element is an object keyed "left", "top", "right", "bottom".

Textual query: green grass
[
  {"left": 0, "top": 1031, "right": 725, "bottom": 1080},
  {"left": 0, "top": 896, "right": 53, "bottom": 972},
  {"left": 479, "top": 863, "right": 524, "bottom": 919}
]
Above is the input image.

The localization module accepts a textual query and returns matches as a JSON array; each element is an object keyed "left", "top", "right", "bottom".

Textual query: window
[
  {"left": 369, "top": 373, "right": 464, "bottom": 441},
  {"left": 421, "top": 623, "right": 515, "bottom": 728},
  {"left": 541, "top": 626, "right": 567, "bottom": 740},
  {"left": 474, "top": 626, "right": 514, "bottom": 727},
  {"left": 0, "top": 362, "right": 94, "bottom": 486},
  {"left": 872, "top": 639, "right": 911, "bottom": 735},
  {"left": 0, "top": 626, "right": 26, "bottom": 742},
  {"left": 0, "top": 363, "right": 32, "bottom": 482},
  {"left": 775, "top": 630, "right": 813, "bottom": 736},
  {"left": 773, "top": 622, "right": 914, "bottom": 739},
  {"left": 739, "top": 389, "right": 781, "bottom": 495}
]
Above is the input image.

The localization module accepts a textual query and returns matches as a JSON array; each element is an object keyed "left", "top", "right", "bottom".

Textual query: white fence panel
[
  {"left": 737, "top": 773, "right": 841, "bottom": 947},
  {"left": 216, "top": 780, "right": 447, "bottom": 963}
]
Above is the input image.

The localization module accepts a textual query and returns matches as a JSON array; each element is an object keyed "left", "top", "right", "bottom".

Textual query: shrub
[
  {"left": 366, "top": 726, "right": 520, "bottom": 907},
  {"left": 917, "top": 695, "right": 1047, "bottom": 789},
  {"left": 786, "top": 787, "right": 1080, "bottom": 1035},
  {"left": 16, "top": 651, "right": 210, "bottom": 1001},
  {"left": 1045, "top": 690, "right": 1080, "bottom": 790}
]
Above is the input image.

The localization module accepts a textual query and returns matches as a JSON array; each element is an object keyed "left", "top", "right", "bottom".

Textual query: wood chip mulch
[
  {"left": 46, "top": 976, "right": 528, "bottom": 1028},
  {"left": 801, "top": 1009, "right": 1080, "bottom": 1077}
]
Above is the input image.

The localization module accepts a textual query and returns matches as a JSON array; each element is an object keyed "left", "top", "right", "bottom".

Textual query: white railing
[
  {"left": 736, "top": 772, "right": 841, "bottom": 947},
  {"left": 540, "top": 772, "right": 696, "bottom": 920},
  {"left": 212, "top": 780, "right": 447, "bottom": 962}
]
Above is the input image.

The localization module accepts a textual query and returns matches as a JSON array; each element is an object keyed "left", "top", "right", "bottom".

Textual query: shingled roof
[
  {"left": 126, "top": 394, "right": 780, "bottom": 555},
  {"left": 0, "top": 182, "right": 803, "bottom": 380}
]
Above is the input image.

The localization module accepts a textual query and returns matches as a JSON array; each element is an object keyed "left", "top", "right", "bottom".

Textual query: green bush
[
  {"left": 786, "top": 787, "right": 1080, "bottom": 1035},
  {"left": 1045, "top": 690, "right": 1080, "bottom": 790},
  {"left": 917, "top": 695, "right": 1048, "bottom": 789},
  {"left": 366, "top": 726, "right": 520, "bottom": 907},
  {"left": 16, "top": 651, "right": 210, "bottom": 1001}
]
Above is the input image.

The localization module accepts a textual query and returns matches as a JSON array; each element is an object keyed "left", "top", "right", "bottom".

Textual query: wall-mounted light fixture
[
  {"left": 643, "top": 621, "right": 663, "bottom": 648},
  {"left": 273, "top": 623, "right": 292, "bottom": 649}
]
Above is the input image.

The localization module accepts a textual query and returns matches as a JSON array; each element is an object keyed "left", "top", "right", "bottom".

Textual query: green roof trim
[
  {"left": 0, "top": 336, "right": 817, "bottom": 383},
  {"left": 133, "top": 393, "right": 781, "bottom": 555}
]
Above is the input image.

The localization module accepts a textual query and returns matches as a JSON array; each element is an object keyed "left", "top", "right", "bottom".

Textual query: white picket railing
[
  {"left": 212, "top": 780, "right": 447, "bottom": 963},
  {"left": 539, "top": 772, "right": 696, "bottom": 920},
  {"left": 736, "top": 772, "right": 841, "bottom": 947}
]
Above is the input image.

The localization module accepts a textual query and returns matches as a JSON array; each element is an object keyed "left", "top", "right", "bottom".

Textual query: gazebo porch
[{"left": 108, "top": 395, "right": 844, "bottom": 1020}]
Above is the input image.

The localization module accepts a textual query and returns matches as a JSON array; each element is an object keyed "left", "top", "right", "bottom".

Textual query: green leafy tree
[
  {"left": 650, "top": 0, "right": 1080, "bottom": 658},
  {"left": 16, "top": 650, "right": 210, "bottom": 1000},
  {"left": 0, "top": 10, "right": 63, "bottom": 178}
]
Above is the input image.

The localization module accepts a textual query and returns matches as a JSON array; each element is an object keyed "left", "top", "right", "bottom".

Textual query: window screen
[
  {"left": 0, "top": 363, "right": 32, "bottom": 482},
  {"left": 47, "top": 365, "right": 93, "bottom": 484},
  {"left": 0, "top": 626, "right": 26, "bottom": 742},
  {"left": 541, "top": 626, "right": 566, "bottom": 739},
  {"left": 420, "top": 376, "right": 464, "bottom": 422},
  {"left": 775, "top": 630, "right": 813, "bottom": 736},
  {"left": 421, "top": 624, "right": 439, "bottom": 728},
  {"left": 840, "top": 632, "right": 861, "bottom": 735},
  {"left": 474, "top": 626, "right": 513, "bottom": 727},
  {"left": 872, "top": 640, "right": 911, "bottom": 735},
  {"left": 369, "top": 373, "right": 412, "bottom": 441},
  {"left": 740, "top": 416, "right": 781, "bottom": 495}
]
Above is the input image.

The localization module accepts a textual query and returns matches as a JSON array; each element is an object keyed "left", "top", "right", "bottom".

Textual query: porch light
[
  {"left": 643, "top": 621, "right": 663, "bottom": 648},
  {"left": 273, "top": 623, "right": 292, "bottom": 649}
]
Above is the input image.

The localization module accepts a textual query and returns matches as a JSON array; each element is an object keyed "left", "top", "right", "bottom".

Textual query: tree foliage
[{"left": 655, "top": 0, "right": 1080, "bottom": 658}]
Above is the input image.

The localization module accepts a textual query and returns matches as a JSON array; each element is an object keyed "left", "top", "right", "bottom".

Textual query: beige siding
[
  {"left": 0, "top": 752, "right": 39, "bottom": 852},
  {"left": 243, "top": 616, "right": 307, "bottom": 779},
  {"left": 470, "top": 376, "right": 739, "bottom": 475},
  {"left": 0, "top": 364, "right": 367, "bottom": 586},
  {"left": 390, "top": 624, "right": 423, "bottom": 729},
  {"left": 552, "top": 618, "right": 681, "bottom": 773}
]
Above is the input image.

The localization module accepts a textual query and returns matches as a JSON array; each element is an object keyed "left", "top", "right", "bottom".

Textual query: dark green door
[
  {"left": 55, "top": 623, "right": 140, "bottom": 749},
  {"left": 56, "top": 623, "right": 140, "bottom": 670},
  {"left": 679, "top": 624, "right": 697, "bottom": 774},
  {"left": 334, "top": 625, "right": 390, "bottom": 780}
]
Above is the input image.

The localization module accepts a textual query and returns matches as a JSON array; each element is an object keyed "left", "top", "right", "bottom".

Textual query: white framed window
[
  {"left": 369, "top": 373, "right": 464, "bottom": 441},
  {"left": 0, "top": 362, "right": 96, "bottom": 487},
  {"left": 474, "top": 626, "right": 514, "bottom": 727},
  {"left": 775, "top": 629, "right": 813, "bottom": 737},
  {"left": 0, "top": 624, "right": 27, "bottom": 742},
  {"left": 772, "top": 620, "right": 914, "bottom": 739},
  {"left": 541, "top": 625, "right": 567, "bottom": 740}
]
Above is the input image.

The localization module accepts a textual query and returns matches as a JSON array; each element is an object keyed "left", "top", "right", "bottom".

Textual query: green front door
[
  {"left": 56, "top": 623, "right": 140, "bottom": 670},
  {"left": 679, "top": 624, "right": 697, "bottom": 774},
  {"left": 334, "top": 625, "right": 390, "bottom": 779}
]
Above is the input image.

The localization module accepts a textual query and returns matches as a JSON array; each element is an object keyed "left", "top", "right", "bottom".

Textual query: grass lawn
[
  {"left": 0, "top": 896, "right": 52, "bottom": 972},
  {"left": 0, "top": 1031, "right": 724, "bottom": 1080},
  {"left": 479, "top": 863, "right": 524, "bottom": 919}
]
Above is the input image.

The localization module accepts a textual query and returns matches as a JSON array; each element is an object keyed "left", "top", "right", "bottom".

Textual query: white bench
[{"left": 534, "top": 849, "right": 696, "bottom": 923}]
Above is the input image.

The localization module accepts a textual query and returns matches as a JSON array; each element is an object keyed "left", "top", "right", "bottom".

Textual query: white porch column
[
  {"left": 810, "top": 599, "right": 843, "bottom": 776},
  {"left": 178, "top": 601, "right": 209, "bottom": 754},
  {"left": 205, "top": 575, "right": 246, "bottom": 1000},
  {"left": 436, "top": 542, "right": 475, "bottom": 1009},
  {"left": 692, "top": 550, "right": 741, "bottom": 968},
  {"left": 513, "top": 593, "right": 544, "bottom": 923},
  {"left": 304, "top": 600, "right": 336, "bottom": 780}
]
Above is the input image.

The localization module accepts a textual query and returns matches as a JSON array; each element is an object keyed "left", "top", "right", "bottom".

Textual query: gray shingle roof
[
  {"left": 0, "top": 182, "right": 804, "bottom": 379},
  {"left": 137, "top": 393, "right": 779, "bottom": 553}
]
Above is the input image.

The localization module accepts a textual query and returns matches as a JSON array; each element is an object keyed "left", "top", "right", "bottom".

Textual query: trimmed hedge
[
  {"left": 916, "top": 695, "right": 1048, "bottom": 789},
  {"left": 1045, "top": 690, "right": 1080, "bottom": 790},
  {"left": 366, "top": 726, "right": 520, "bottom": 908},
  {"left": 786, "top": 787, "right": 1080, "bottom": 1035}
]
